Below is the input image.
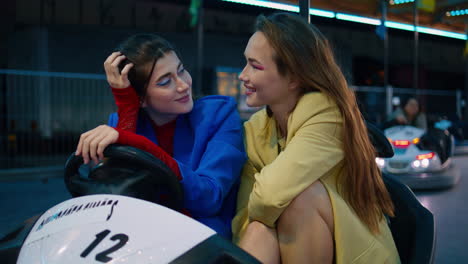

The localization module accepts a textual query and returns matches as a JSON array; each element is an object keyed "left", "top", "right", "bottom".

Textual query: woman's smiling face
[
  {"left": 142, "top": 51, "right": 193, "bottom": 124},
  {"left": 239, "top": 31, "right": 296, "bottom": 109}
]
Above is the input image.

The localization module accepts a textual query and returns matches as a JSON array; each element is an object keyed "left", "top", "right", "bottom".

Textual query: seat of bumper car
[{"left": 383, "top": 174, "right": 435, "bottom": 264}]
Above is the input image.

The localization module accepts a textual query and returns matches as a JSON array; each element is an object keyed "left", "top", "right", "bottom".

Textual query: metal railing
[
  {"left": 0, "top": 70, "right": 114, "bottom": 169},
  {"left": 0, "top": 69, "right": 465, "bottom": 169}
]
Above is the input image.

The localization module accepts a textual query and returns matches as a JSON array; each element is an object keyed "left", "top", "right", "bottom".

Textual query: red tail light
[
  {"left": 416, "top": 152, "right": 435, "bottom": 160},
  {"left": 393, "top": 140, "right": 410, "bottom": 148}
]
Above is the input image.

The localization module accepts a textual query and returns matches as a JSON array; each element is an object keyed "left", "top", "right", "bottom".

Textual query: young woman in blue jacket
[{"left": 75, "top": 34, "right": 246, "bottom": 239}]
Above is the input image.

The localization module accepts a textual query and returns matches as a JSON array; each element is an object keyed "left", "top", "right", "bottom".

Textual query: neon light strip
[
  {"left": 385, "top": 21, "right": 415, "bottom": 31},
  {"left": 310, "top": 8, "right": 335, "bottom": 18},
  {"left": 392, "top": 0, "right": 414, "bottom": 5},
  {"left": 417, "top": 26, "right": 466, "bottom": 39},
  {"left": 222, "top": 0, "right": 298, "bottom": 12},
  {"left": 221, "top": 0, "right": 466, "bottom": 40},
  {"left": 336, "top": 13, "right": 380, "bottom": 25},
  {"left": 384, "top": 22, "right": 466, "bottom": 40},
  {"left": 222, "top": 0, "right": 335, "bottom": 18}
]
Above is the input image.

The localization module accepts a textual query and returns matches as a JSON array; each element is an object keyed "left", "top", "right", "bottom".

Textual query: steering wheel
[{"left": 64, "top": 144, "right": 184, "bottom": 212}]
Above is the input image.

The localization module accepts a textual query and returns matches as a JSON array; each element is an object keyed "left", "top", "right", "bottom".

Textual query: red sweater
[{"left": 111, "top": 87, "right": 181, "bottom": 179}]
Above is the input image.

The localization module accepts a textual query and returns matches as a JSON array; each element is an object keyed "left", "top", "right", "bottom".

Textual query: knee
[
  {"left": 244, "top": 220, "right": 272, "bottom": 236},
  {"left": 283, "top": 181, "right": 329, "bottom": 217},
  {"left": 278, "top": 181, "right": 333, "bottom": 231}
]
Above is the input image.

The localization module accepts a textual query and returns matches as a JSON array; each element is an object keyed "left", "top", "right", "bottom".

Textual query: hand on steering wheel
[
  {"left": 76, "top": 125, "right": 118, "bottom": 164},
  {"left": 66, "top": 144, "right": 184, "bottom": 211}
]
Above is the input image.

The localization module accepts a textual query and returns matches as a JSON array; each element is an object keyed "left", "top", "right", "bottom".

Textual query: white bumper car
[
  {"left": 377, "top": 126, "right": 460, "bottom": 189},
  {"left": 0, "top": 145, "right": 259, "bottom": 264}
]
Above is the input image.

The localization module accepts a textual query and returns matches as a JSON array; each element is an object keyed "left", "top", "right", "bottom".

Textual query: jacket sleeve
[
  {"left": 248, "top": 113, "right": 344, "bottom": 227},
  {"left": 177, "top": 110, "right": 246, "bottom": 217},
  {"left": 108, "top": 112, "right": 118, "bottom": 127},
  {"left": 115, "top": 128, "right": 182, "bottom": 180}
]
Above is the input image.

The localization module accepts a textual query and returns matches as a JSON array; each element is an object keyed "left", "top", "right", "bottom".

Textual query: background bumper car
[{"left": 377, "top": 125, "right": 460, "bottom": 190}]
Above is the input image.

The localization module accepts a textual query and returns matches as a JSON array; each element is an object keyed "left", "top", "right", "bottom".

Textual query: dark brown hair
[
  {"left": 116, "top": 34, "right": 180, "bottom": 99},
  {"left": 256, "top": 13, "right": 394, "bottom": 233}
]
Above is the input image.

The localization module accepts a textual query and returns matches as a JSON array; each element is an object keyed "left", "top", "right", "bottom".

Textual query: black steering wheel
[{"left": 64, "top": 144, "right": 184, "bottom": 211}]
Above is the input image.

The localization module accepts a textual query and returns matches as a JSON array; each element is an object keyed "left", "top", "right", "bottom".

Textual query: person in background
[
  {"left": 232, "top": 13, "right": 400, "bottom": 263},
  {"left": 387, "top": 96, "right": 427, "bottom": 130},
  {"left": 75, "top": 33, "right": 246, "bottom": 239}
]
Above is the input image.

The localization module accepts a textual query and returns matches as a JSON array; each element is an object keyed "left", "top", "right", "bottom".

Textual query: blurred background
[
  {"left": 0, "top": 0, "right": 467, "bottom": 262},
  {"left": 0, "top": 0, "right": 466, "bottom": 169}
]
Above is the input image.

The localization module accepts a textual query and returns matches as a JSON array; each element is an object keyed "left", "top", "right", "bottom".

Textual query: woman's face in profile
[
  {"left": 239, "top": 31, "right": 296, "bottom": 108},
  {"left": 142, "top": 51, "right": 193, "bottom": 118},
  {"left": 404, "top": 98, "right": 419, "bottom": 117}
]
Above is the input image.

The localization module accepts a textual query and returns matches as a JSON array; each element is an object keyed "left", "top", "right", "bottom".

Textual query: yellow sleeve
[
  {"left": 248, "top": 112, "right": 344, "bottom": 227},
  {"left": 236, "top": 159, "right": 258, "bottom": 214},
  {"left": 231, "top": 159, "right": 258, "bottom": 242}
]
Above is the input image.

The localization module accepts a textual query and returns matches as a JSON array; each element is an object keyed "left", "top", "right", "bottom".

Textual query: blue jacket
[{"left": 108, "top": 95, "right": 246, "bottom": 238}]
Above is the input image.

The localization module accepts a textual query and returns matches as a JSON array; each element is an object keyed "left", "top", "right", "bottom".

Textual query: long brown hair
[{"left": 256, "top": 13, "right": 394, "bottom": 233}]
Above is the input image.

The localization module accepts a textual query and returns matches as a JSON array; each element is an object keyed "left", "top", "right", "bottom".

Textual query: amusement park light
[
  {"left": 221, "top": 0, "right": 467, "bottom": 40},
  {"left": 393, "top": 140, "right": 411, "bottom": 148},
  {"left": 384, "top": 21, "right": 415, "bottom": 31},
  {"left": 390, "top": 0, "right": 414, "bottom": 5},
  {"left": 421, "top": 159, "right": 430, "bottom": 168},
  {"left": 416, "top": 26, "right": 466, "bottom": 39},
  {"left": 221, "top": 0, "right": 335, "bottom": 18},
  {"left": 412, "top": 160, "right": 421, "bottom": 168},
  {"left": 416, "top": 152, "right": 435, "bottom": 160},
  {"left": 375, "top": 158, "right": 386, "bottom": 169},
  {"left": 335, "top": 13, "right": 381, "bottom": 25},
  {"left": 384, "top": 21, "right": 466, "bottom": 40},
  {"left": 310, "top": 8, "right": 335, "bottom": 18},
  {"left": 447, "top": 9, "right": 468, "bottom": 17},
  {"left": 222, "top": 0, "right": 298, "bottom": 12}
]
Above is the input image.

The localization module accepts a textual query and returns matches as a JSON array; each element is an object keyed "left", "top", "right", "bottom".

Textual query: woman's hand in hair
[
  {"left": 104, "top": 52, "right": 134, "bottom": 89},
  {"left": 75, "top": 125, "right": 119, "bottom": 164}
]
